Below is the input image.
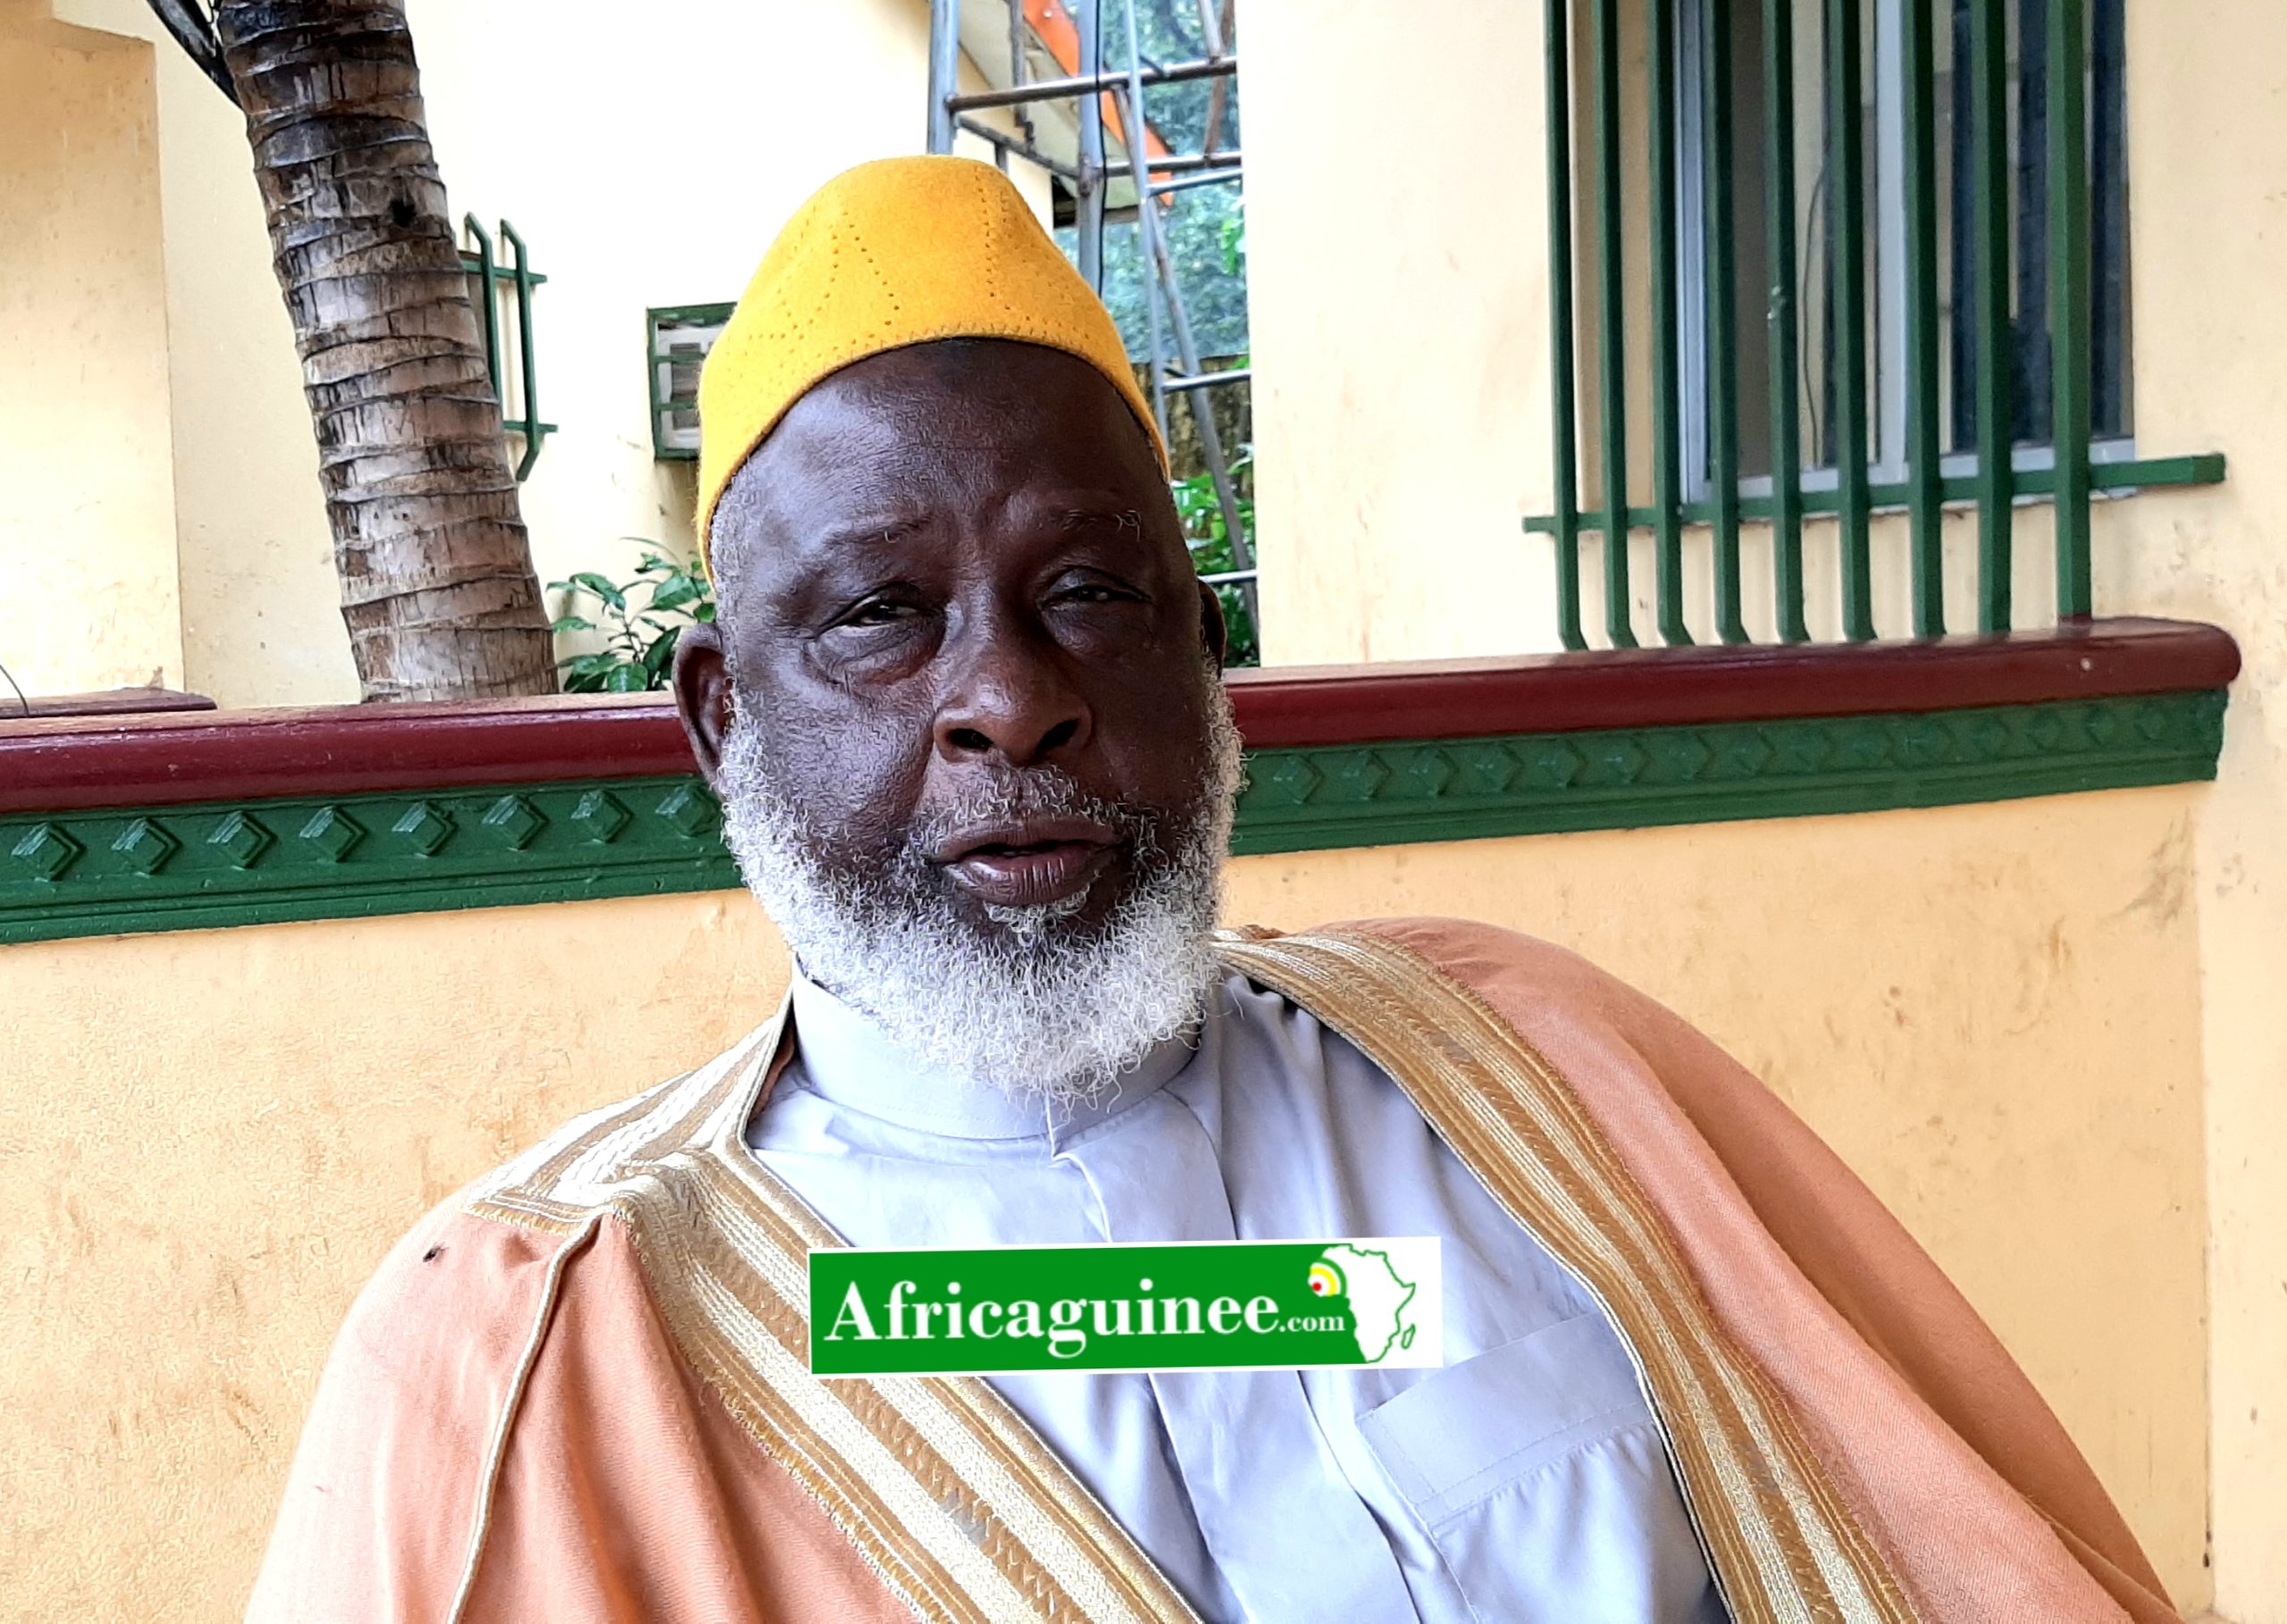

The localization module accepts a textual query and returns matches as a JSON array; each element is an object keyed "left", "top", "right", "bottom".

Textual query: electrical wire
[{"left": 0, "top": 657, "right": 29, "bottom": 718}]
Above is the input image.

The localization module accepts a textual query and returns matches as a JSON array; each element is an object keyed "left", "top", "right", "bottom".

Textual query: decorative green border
[
  {"left": 1227, "top": 690, "right": 2229, "bottom": 855},
  {"left": 0, "top": 778, "right": 737, "bottom": 946},
  {"left": 0, "top": 691, "right": 2227, "bottom": 946}
]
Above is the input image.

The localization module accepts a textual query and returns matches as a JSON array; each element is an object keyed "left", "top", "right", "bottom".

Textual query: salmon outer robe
[{"left": 244, "top": 920, "right": 2177, "bottom": 1623}]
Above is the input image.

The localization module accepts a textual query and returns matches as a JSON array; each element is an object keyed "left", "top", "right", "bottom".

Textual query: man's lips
[{"left": 931, "top": 816, "right": 1117, "bottom": 909}]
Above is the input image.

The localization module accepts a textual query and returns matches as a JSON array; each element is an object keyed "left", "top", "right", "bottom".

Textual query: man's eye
[
  {"left": 1052, "top": 582, "right": 1136, "bottom": 607},
  {"left": 841, "top": 599, "right": 916, "bottom": 628}
]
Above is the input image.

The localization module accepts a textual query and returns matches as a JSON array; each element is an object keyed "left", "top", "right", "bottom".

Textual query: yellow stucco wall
[
  {"left": 54, "top": 0, "right": 360, "bottom": 705},
  {"left": 0, "top": 5, "right": 182, "bottom": 698},
  {"left": 2109, "top": 7, "right": 2287, "bottom": 1619},
  {"left": 0, "top": 787, "right": 2209, "bottom": 1617},
  {"left": 1243, "top": 0, "right": 1563, "bottom": 665}
]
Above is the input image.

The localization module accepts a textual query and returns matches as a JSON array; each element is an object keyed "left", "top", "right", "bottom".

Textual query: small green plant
[
  {"left": 549, "top": 548, "right": 715, "bottom": 692},
  {"left": 1219, "top": 201, "right": 1246, "bottom": 277},
  {"left": 1173, "top": 444, "right": 1260, "bottom": 667}
]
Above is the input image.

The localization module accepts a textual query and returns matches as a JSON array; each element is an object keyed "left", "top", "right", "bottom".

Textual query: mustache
[{"left": 903, "top": 767, "right": 1161, "bottom": 858}]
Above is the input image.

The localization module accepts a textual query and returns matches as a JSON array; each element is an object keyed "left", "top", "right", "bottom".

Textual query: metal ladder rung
[
  {"left": 945, "top": 54, "right": 1236, "bottom": 116},
  {"left": 1110, "top": 150, "right": 1243, "bottom": 180},
  {"left": 1166, "top": 368, "right": 1252, "bottom": 393},
  {"left": 1147, "top": 165, "right": 1244, "bottom": 197},
  {"left": 954, "top": 117, "right": 1084, "bottom": 182}
]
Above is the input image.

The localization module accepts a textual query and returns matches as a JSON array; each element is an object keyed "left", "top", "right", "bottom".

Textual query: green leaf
[
  {"left": 642, "top": 624, "right": 683, "bottom": 679},
  {"left": 569, "top": 572, "right": 627, "bottom": 611},
  {"left": 562, "top": 670, "right": 605, "bottom": 693},
  {"left": 693, "top": 600, "right": 716, "bottom": 624},
  {"left": 650, "top": 578, "right": 705, "bottom": 612},
  {"left": 549, "top": 615, "right": 594, "bottom": 634},
  {"left": 1219, "top": 206, "right": 1247, "bottom": 277},
  {"left": 603, "top": 664, "right": 645, "bottom": 692},
  {"left": 561, "top": 651, "right": 624, "bottom": 677}
]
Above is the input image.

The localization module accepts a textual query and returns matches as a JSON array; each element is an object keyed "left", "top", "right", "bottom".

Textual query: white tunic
[{"left": 749, "top": 968, "right": 1727, "bottom": 1624}]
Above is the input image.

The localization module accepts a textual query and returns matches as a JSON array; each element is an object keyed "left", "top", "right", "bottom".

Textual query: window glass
[{"left": 1680, "top": 0, "right": 2130, "bottom": 495}]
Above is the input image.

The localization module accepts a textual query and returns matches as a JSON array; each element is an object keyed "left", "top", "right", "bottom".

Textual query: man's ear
[
  {"left": 672, "top": 623, "right": 734, "bottom": 790},
  {"left": 1195, "top": 580, "right": 1230, "bottom": 668}
]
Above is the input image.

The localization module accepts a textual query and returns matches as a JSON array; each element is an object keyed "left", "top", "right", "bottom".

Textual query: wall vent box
[{"left": 648, "top": 303, "right": 734, "bottom": 459}]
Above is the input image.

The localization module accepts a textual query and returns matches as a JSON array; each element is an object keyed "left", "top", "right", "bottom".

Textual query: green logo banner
[{"left": 808, "top": 1237, "right": 1444, "bottom": 1377}]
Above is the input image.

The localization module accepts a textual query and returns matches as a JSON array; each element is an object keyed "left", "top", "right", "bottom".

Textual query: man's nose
[{"left": 932, "top": 630, "right": 1093, "bottom": 768}]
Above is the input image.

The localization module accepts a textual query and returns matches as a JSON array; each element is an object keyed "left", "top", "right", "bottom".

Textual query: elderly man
[{"left": 251, "top": 159, "right": 2172, "bottom": 1624}]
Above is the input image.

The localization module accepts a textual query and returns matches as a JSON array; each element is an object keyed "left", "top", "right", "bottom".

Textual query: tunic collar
[{"left": 785, "top": 972, "right": 1201, "bottom": 1146}]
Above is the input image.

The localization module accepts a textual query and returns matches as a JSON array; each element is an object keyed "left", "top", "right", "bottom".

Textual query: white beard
[{"left": 716, "top": 678, "right": 1244, "bottom": 1108}]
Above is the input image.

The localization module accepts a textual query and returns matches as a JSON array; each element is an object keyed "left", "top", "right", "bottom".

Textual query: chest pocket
[{"left": 1357, "top": 1311, "right": 1725, "bottom": 1623}]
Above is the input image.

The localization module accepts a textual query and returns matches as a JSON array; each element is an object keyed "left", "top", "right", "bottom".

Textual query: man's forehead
[
  {"left": 774, "top": 340, "right": 1141, "bottom": 446},
  {"left": 734, "top": 341, "right": 1162, "bottom": 531}
]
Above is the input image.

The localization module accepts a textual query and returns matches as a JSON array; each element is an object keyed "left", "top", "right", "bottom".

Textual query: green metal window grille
[
  {"left": 1529, "top": 0, "right": 2224, "bottom": 649},
  {"left": 646, "top": 304, "right": 735, "bottom": 462},
  {"left": 459, "top": 216, "right": 553, "bottom": 481}
]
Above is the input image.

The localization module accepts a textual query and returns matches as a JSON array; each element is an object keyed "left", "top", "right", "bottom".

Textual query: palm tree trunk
[{"left": 212, "top": 0, "right": 555, "bottom": 700}]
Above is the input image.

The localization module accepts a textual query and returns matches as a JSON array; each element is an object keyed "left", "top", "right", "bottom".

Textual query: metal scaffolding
[{"left": 926, "top": 0, "right": 1257, "bottom": 634}]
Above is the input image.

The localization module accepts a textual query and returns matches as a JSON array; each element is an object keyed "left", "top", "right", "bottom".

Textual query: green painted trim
[
  {"left": 457, "top": 255, "right": 551, "bottom": 289},
  {"left": 1227, "top": 691, "right": 2226, "bottom": 856},
  {"left": 0, "top": 778, "right": 739, "bottom": 948},
  {"left": 0, "top": 692, "right": 2228, "bottom": 946}
]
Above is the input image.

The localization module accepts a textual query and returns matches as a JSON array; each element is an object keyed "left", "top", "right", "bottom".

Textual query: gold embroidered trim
[
  {"left": 1220, "top": 928, "right": 1920, "bottom": 1624},
  {"left": 469, "top": 1001, "right": 1201, "bottom": 1624}
]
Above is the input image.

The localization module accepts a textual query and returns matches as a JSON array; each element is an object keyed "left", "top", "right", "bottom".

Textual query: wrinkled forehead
[{"left": 709, "top": 339, "right": 1168, "bottom": 587}]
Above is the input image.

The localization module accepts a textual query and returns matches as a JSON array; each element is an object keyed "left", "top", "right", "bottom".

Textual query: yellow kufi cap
[{"left": 695, "top": 155, "right": 1164, "bottom": 573}]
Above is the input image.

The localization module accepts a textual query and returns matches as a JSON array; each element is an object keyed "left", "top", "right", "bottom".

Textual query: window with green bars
[
  {"left": 1529, "top": 0, "right": 2224, "bottom": 650},
  {"left": 459, "top": 216, "right": 552, "bottom": 482}
]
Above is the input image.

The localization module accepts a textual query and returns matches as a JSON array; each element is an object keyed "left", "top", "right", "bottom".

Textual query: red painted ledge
[
  {"left": 0, "top": 616, "right": 2238, "bottom": 816},
  {"left": 1222, "top": 615, "right": 2241, "bottom": 747}
]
